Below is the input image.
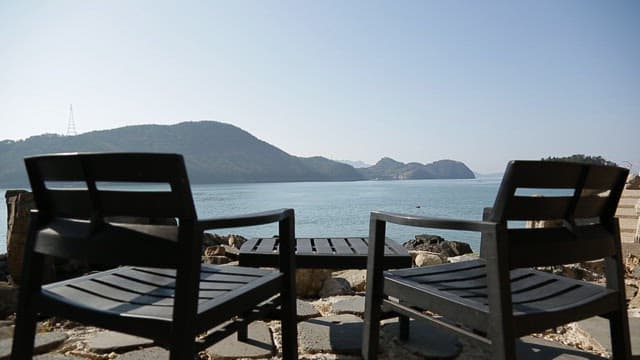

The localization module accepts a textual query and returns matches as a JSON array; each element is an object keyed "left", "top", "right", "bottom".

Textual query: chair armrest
[
  {"left": 196, "top": 208, "right": 294, "bottom": 231},
  {"left": 197, "top": 208, "right": 296, "bottom": 279},
  {"left": 371, "top": 210, "right": 496, "bottom": 233}
]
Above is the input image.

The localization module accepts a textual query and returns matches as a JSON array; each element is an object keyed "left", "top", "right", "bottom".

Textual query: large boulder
[
  {"left": 411, "top": 251, "right": 445, "bottom": 267},
  {"left": 319, "top": 278, "right": 354, "bottom": 298},
  {"left": 296, "top": 269, "right": 332, "bottom": 298},
  {"left": 403, "top": 234, "right": 473, "bottom": 258},
  {"left": 332, "top": 269, "right": 367, "bottom": 292}
]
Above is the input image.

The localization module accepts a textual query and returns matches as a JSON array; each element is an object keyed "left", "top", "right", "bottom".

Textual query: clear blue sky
[{"left": 1, "top": 1, "right": 638, "bottom": 173}]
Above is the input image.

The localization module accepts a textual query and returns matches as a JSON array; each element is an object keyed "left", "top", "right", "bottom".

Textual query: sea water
[{"left": 0, "top": 178, "right": 502, "bottom": 253}]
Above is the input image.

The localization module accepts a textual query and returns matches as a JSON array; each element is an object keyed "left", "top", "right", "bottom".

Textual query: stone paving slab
[
  {"left": 0, "top": 325, "right": 13, "bottom": 340},
  {"left": 118, "top": 346, "right": 169, "bottom": 360},
  {"left": 330, "top": 295, "right": 365, "bottom": 316},
  {"left": 517, "top": 336, "right": 605, "bottom": 359},
  {"left": 0, "top": 331, "right": 68, "bottom": 360},
  {"left": 85, "top": 330, "right": 154, "bottom": 353},
  {"left": 380, "top": 318, "right": 462, "bottom": 359},
  {"left": 297, "top": 299, "right": 321, "bottom": 320},
  {"left": 206, "top": 321, "right": 274, "bottom": 359},
  {"left": 577, "top": 316, "right": 640, "bottom": 355},
  {"left": 298, "top": 314, "right": 363, "bottom": 355}
]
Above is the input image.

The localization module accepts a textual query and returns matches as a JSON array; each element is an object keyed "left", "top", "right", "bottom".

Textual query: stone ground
[{"left": 2, "top": 294, "right": 638, "bottom": 359}]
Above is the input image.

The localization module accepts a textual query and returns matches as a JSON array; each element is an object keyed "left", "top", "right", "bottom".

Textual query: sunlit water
[{"left": 1, "top": 178, "right": 502, "bottom": 253}]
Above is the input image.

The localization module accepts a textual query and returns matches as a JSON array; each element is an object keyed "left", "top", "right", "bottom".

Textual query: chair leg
[
  {"left": 168, "top": 336, "right": 195, "bottom": 360},
  {"left": 399, "top": 314, "right": 410, "bottom": 341},
  {"left": 362, "top": 218, "right": 387, "bottom": 360},
  {"left": 490, "top": 331, "right": 517, "bottom": 360},
  {"left": 609, "top": 309, "right": 632, "bottom": 359},
  {"left": 280, "top": 292, "right": 298, "bottom": 359},
  {"left": 10, "top": 303, "right": 37, "bottom": 360},
  {"left": 11, "top": 230, "right": 44, "bottom": 360},
  {"left": 363, "top": 298, "right": 382, "bottom": 360},
  {"left": 237, "top": 323, "right": 248, "bottom": 341}
]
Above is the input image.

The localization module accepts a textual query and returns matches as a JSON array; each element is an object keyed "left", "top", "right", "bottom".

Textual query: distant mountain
[
  {"left": 0, "top": 121, "right": 475, "bottom": 186},
  {"left": 338, "top": 160, "right": 372, "bottom": 168},
  {"left": 359, "top": 157, "right": 475, "bottom": 180},
  {"left": 0, "top": 121, "right": 364, "bottom": 186}
]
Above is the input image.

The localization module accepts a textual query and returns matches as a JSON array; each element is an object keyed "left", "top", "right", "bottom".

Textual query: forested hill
[
  {"left": 0, "top": 121, "right": 474, "bottom": 186},
  {"left": 357, "top": 157, "right": 475, "bottom": 180}
]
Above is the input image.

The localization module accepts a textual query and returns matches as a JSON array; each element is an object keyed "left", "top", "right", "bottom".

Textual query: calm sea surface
[{"left": 0, "top": 178, "right": 502, "bottom": 253}]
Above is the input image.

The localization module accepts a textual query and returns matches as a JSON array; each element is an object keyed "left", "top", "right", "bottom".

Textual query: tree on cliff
[{"left": 542, "top": 154, "right": 617, "bottom": 167}]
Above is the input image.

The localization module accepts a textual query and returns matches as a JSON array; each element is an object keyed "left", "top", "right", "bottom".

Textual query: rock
[
  {"left": 204, "top": 245, "right": 225, "bottom": 256},
  {"left": 412, "top": 251, "right": 445, "bottom": 267},
  {"left": 629, "top": 292, "right": 640, "bottom": 309},
  {"left": 296, "top": 269, "right": 332, "bottom": 298},
  {"left": 626, "top": 284, "right": 638, "bottom": 302},
  {"left": 403, "top": 234, "right": 472, "bottom": 258},
  {"left": 0, "top": 282, "right": 17, "bottom": 318},
  {"left": 332, "top": 269, "right": 366, "bottom": 292},
  {"left": 222, "top": 245, "right": 240, "bottom": 260},
  {"left": 448, "top": 253, "right": 480, "bottom": 263},
  {"left": 202, "top": 233, "right": 226, "bottom": 247},
  {"left": 628, "top": 255, "right": 640, "bottom": 277},
  {"left": 319, "top": 277, "right": 354, "bottom": 298},
  {"left": 202, "top": 256, "right": 231, "bottom": 265},
  {"left": 439, "top": 240, "right": 473, "bottom": 257},
  {"left": 404, "top": 234, "right": 445, "bottom": 251},
  {"left": 539, "top": 264, "right": 603, "bottom": 282},
  {"left": 581, "top": 260, "right": 605, "bottom": 276},
  {"left": 227, "top": 234, "right": 247, "bottom": 249}
]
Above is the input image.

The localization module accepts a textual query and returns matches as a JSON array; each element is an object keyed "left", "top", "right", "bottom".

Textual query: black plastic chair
[
  {"left": 363, "top": 160, "right": 631, "bottom": 359},
  {"left": 11, "top": 153, "right": 297, "bottom": 360}
]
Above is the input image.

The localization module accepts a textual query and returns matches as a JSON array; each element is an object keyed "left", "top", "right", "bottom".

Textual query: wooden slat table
[{"left": 239, "top": 237, "right": 412, "bottom": 269}]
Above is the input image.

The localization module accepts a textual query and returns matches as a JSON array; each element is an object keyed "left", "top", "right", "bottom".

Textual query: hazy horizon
[{"left": 1, "top": 1, "right": 639, "bottom": 173}]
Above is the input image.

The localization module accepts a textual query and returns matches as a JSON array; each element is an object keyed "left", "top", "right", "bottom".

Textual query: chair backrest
[
  {"left": 487, "top": 160, "right": 628, "bottom": 269},
  {"left": 24, "top": 152, "right": 197, "bottom": 266}
]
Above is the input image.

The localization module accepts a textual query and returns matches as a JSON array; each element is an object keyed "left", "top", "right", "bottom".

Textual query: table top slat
[
  {"left": 312, "top": 238, "right": 334, "bottom": 254},
  {"left": 295, "top": 238, "right": 314, "bottom": 254},
  {"left": 330, "top": 237, "right": 355, "bottom": 255},
  {"left": 255, "top": 238, "right": 277, "bottom": 253},
  {"left": 347, "top": 237, "right": 370, "bottom": 254},
  {"left": 239, "top": 236, "right": 412, "bottom": 269}
]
